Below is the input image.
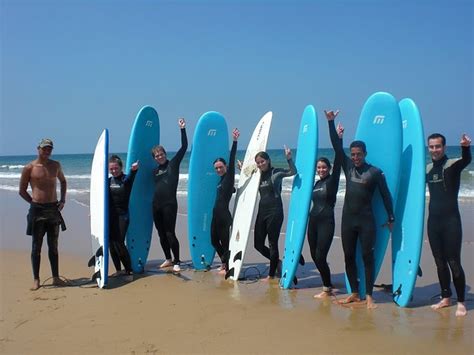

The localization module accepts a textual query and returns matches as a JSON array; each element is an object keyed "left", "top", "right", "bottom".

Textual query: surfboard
[
  {"left": 188, "top": 112, "right": 229, "bottom": 270},
  {"left": 280, "top": 105, "right": 318, "bottom": 289},
  {"left": 345, "top": 92, "right": 402, "bottom": 298},
  {"left": 226, "top": 112, "right": 273, "bottom": 280},
  {"left": 89, "top": 129, "right": 109, "bottom": 288},
  {"left": 126, "top": 106, "right": 160, "bottom": 273},
  {"left": 392, "top": 98, "right": 425, "bottom": 307}
]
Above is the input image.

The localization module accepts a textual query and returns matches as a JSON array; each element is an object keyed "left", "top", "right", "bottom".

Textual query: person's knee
[
  {"left": 362, "top": 251, "right": 374, "bottom": 266},
  {"left": 434, "top": 256, "right": 448, "bottom": 271},
  {"left": 447, "top": 258, "right": 464, "bottom": 279}
]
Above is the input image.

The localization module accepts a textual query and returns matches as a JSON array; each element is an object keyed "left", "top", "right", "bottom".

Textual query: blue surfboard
[
  {"left": 126, "top": 106, "right": 160, "bottom": 273},
  {"left": 280, "top": 105, "right": 318, "bottom": 289},
  {"left": 188, "top": 112, "right": 229, "bottom": 270},
  {"left": 346, "top": 92, "right": 402, "bottom": 298},
  {"left": 89, "top": 129, "right": 109, "bottom": 288},
  {"left": 392, "top": 98, "right": 425, "bottom": 307}
]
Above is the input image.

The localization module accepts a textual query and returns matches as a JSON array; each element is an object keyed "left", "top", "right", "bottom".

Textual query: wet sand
[{"left": 1, "top": 190, "right": 473, "bottom": 354}]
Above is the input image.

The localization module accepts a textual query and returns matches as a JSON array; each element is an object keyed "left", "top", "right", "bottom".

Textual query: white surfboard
[
  {"left": 89, "top": 129, "right": 109, "bottom": 288},
  {"left": 226, "top": 112, "right": 272, "bottom": 280}
]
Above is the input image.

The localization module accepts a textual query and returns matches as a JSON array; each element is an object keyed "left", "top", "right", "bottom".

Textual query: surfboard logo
[
  {"left": 303, "top": 124, "right": 308, "bottom": 133},
  {"left": 208, "top": 129, "right": 217, "bottom": 136},
  {"left": 373, "top": 115, "right": 385, "bottom": 125},
  {"left": 145, "top": 120, "right": 154, "bottom": 127},
  {"left": 402, "top": 120, "right": 408, "bottom": 129}
]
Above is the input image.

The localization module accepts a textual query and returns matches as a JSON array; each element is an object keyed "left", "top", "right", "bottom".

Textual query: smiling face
[
  {"left": 109, "top": 161, "right": 122, "bottom": 177},
  {"left": 317, "top": 161, "right": 330, "bottom": 179},
  {"left": 38, "top": 146, "right": 53, "bottom": 160},
  {"left": 350, "top": 147, "right": 366, "bottom": 168},
  {"left": 428, "top": 137, "right": 446, "bottom": 161},
  {"left": 153, "top": 149, "right": 167, "bottom": 165},
  {"left": 255, "top": 156, "right": 270, "bottom": 172},
  {"left": 214, "top": 161, "right": 227, "bottom": 176}
]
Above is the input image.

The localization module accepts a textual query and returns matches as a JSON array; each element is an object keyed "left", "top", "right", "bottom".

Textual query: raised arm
[{"left": 173, "top": 118, "right": 188, "bottom": 163}]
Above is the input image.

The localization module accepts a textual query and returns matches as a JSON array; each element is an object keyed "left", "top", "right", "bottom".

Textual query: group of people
[{"left": 19, "top": 111, "right": 471, "bottom": 316}]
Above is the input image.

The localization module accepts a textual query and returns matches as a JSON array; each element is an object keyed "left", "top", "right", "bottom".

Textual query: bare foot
[
  {"left": 338, "top": 293, "right": 360, "bottom": 304},
  {"left": 111, "top": 270, "right": 125, "bottom": 277},
  {"left": 261, "top": 276, "right": 275, "bottom": 282},
  {"left": 30, "top": 279, "right": 40, "bottom": 291},
  {"left": 431, "top": 297, "right": 450, "bottom": 310},
  {"left": 52, "top": 277, "right": 68, "bottom": 287},
  {"left": 366, "top": 295, "right": 378, "bottom": 309},
  {"left": 455, "top": 302, "right": 467, "bottom": 317},
  {"left": 159, "top": 259, "right": 173, "bottom": 268},
  {"left": 314, "top": 291, "right": 332, "bottom": 299}
]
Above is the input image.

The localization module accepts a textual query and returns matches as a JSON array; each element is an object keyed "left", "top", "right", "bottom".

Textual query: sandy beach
[{"left": 1, "top": 189, "right": 473, "bottom": 354}]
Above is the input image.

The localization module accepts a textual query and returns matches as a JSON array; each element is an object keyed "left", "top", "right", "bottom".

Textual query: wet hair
[
  {"left": 109, "top": 154, "right": 123, "bottom": 168},
  {"left": 350, "top": 140, "right": 366, "bottom": 153},
  {"left": 427, "top": 133, "right": 446, "bottom": 146},
  {"left": 317, "top": 157, "right": 331, "bottom": 170},
  {"left": 214, "top": 158, "right": 227, "bottom": 165},
  {"left": 151, "top": 145, "right": 166, "bottom": 157},
  {"left": 255, "top": 151, "right": 270, "bottom": 162}
]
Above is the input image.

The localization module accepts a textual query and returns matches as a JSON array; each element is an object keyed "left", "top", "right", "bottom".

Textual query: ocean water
[{"left": 1, "top": 147, "right": 473, "bottom": 206}]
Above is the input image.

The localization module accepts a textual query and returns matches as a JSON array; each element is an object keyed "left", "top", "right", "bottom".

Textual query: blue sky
[{"left": 1, "top": 0, "right": 473, "bottom": 155}]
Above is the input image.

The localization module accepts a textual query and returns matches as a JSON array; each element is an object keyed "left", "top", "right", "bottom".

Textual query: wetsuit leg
[
  {"left": 161, "top": 204, "right": 180, "bottom": 264},
  {"left": 109, "top": 214, "right": 122, "bottom": 271},
  {"left": 45, "top": 221, "right": 60, "bottom": 278},
  {"left": 254, "top": 212, "right": 271, "bottom": 260},
  {"left": 307, "top": 214, "right": 319, "bottom": 269},
  {"left": 211, "top": 214, "right": 225, "bottom": 262},
  {"left": 267, "top": 211, "right": 283, "bottom": 277},
  {"left": 221, "top": 212, "right": 232, "bottom": 264},
  {"left": 117, "top": 214, "right": 132, "bottom": 273},
  {"left": 444, "top": 215, "right": 465, "bottom": 302},
  {"left": 428, "top": 216, "right": 453, "bottom": 299},
  {"left": 31, "top": 221, "right": 46, "bottom": 280},
  {"left": 153, "top": 207, "right": 172, "bottom": 260},
  {"left": 341, "top": 215, "right": 359, "bottom": 293},
  {"left": 314, "top": 217, "right": 335, "bottom": 288},
  {"left": 358, "top": 216, "right": 376, "bottom": 296}
]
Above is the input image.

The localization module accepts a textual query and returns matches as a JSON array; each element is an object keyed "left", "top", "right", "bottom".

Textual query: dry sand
[{"left": 1, "top": 190, "right": 473, "bottom": 354}]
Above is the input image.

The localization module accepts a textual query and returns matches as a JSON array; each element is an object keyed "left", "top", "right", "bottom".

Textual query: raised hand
[
  {"left": 232, "top": 128, "right": 240, "bottom": 141},
  {"left": 460, "top": 133, "right": 471, "bottom": 147},
  {"left": 337, "top": 122, "right": 345, "bottom": 139},
  {"left": 284, "top": 145, "right": 292, "bottom": 160},
  {"left": 324, "top": 109, "right": 340, "bottom": 121},
  {"left": 178, "top": 118, "right": 186, "bottom": 129}
]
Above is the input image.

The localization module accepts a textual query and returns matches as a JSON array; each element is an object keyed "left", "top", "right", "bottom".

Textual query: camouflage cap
[{"left": 38, "top": 138, "right": 54, "bottom": 148}]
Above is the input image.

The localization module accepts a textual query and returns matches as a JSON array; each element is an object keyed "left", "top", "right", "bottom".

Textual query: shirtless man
[{"left": 19, "top": 138, "right": 67, "bottom": 290}]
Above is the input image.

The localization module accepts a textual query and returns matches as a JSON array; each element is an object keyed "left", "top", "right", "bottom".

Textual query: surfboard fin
[
  {"left": 417, "top": 266, "right": 423, "bottom": 277},
  {"left": 392, "top": 284, "right": 402, "bottom": 297},
  {"left": 299, "top": 255, "right": 305, "bottom": 266},
  {"left": 87, "top": 255, "right": 95, "bottom": 267},
  {"left": 233, "top": 251, "right": 242, "bottom": 262},
  {"left": 225, "top": 268, "right": 234, "bottom": 280},
  {"left": 95, "top": 246, "right": 103, "bottom": 257},
  {"left": 293, "top": 276, "right": 298, "bottom": 285},
  {"left": 91, "top": 270, "right": 101, "bottom": 281}
]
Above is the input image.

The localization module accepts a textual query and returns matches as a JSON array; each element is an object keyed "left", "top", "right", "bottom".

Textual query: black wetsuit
[
  {"left": 254, "top": 159, "right": 297, "bottom": 277},
  {"left": 211, "top": 141, "right": 237, "bottom": 265},
  {"left": 152, "top": 128, "right": 188, "bottom": 265},
  {"left": 108, "top": 169, "right": 137, "bottom": 273},
  {"left": 329, "top": 121, "right": 394, "bottom": 296},
  {"left": 426, "top": 146, "right": 471, "bottom": 302},
  {"left": 27, "top": 202, "right": 66, "bottom": 280},
  {"left": 307, "top": 122, "right": 342, "bottom": 290}
]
